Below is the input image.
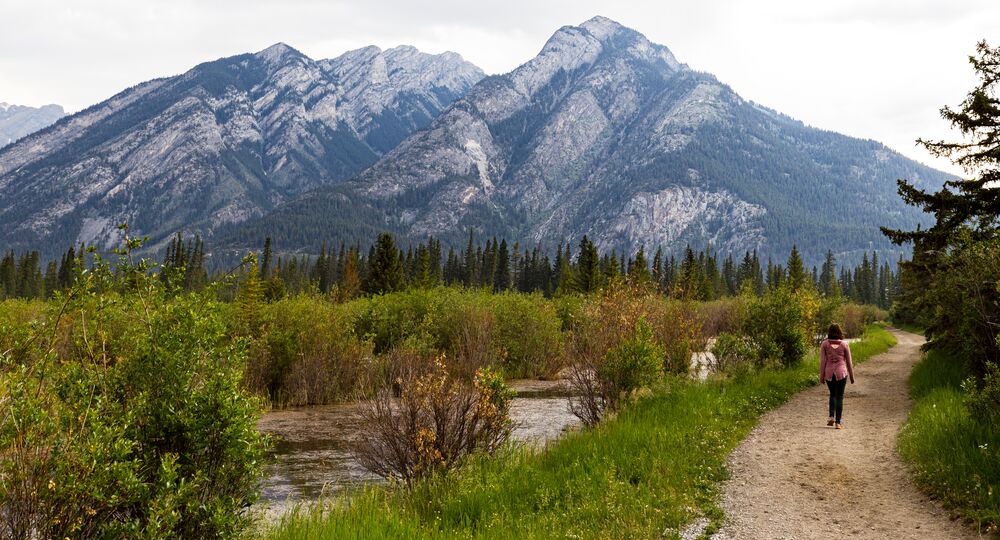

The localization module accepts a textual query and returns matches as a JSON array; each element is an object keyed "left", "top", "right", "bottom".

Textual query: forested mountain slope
[
  {"left": 0, "top": 44, "right": 483, "bottom": 257},
  {"left": 219, "top": 17, "right": 951, "bottom": 266}
]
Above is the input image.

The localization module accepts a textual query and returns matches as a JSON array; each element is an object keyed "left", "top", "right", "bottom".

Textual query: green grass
[
  {"left": 261, "top": 326, "right": 896, "bottom": 540},
  {"left": 898, "top": 349, "right": 1000, "bottom": 536}
]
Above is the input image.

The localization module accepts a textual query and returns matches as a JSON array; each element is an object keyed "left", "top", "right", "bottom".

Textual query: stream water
[{"left": 256, "top": 379, "right": 579, "bottom": 515}]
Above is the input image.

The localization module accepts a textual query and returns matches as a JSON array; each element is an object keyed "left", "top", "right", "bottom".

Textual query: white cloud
[{"left": 1, "top": 0, "right": 993, "bottom": 176}]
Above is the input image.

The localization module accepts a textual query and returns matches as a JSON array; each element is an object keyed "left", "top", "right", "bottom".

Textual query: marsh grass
[
  {"left": 898, "top": 349, "right": 1000, "bottom": 535},
  {"left": 262, "top": 326, "right": 895, "bottom": 539}
]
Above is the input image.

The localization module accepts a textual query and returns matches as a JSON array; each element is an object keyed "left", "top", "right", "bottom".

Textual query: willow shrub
[
  {"left": 743, "top": 286, "right": 819, "bottom": 367},
  {"left": 0, "top": 245, "right": 266, "bottom": 539},
  {"left": 246, "top": 296, "right": 374, "bottom": 406},
  {"left": 348, "top": 288, "right": 564, "bottom": 379}
]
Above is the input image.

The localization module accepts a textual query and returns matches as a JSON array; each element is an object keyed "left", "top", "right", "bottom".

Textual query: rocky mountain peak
[
  {"left": 0, "top": 101, "right": 65, "bottom": 148},
  {"left": 228, "top": 18, "right": 950, "bottom": 267},
  {"left": 255, "top": 42, "right": 306, "bottom": 66},
  {"left": 579, "top": 15, "right": 625, "bottom": 41},
  {"left": 0, "top": 43, "right": 483, "bottom": 256}
]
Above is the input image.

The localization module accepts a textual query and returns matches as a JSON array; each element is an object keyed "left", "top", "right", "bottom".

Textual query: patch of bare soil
[{"left": 713, "top": 329, "right": 982, "bottom": 539}]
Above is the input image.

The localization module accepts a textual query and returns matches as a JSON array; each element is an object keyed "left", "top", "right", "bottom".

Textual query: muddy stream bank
[{"left": 256, "top": 378, "right": 579, "bottom": 515}]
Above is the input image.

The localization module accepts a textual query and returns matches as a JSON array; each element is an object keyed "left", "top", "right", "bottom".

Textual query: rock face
[
  {"left": 225, "top": 16, "right": 951, "bottom": 265},
  {"left": 0, "top": 44, "right": 483, "bottom": 255},
  {"left": 0, "top": 102, "right": 64, "bottom": 147}
]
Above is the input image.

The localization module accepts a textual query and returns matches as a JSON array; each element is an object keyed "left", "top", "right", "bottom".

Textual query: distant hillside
[{"left": 0, "top": 102, "right": 64, "bottom": 147}]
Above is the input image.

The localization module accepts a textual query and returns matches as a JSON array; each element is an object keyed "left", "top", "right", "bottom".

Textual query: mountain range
[
  {"left": 0, "top": 102, "right": 64, "bottom": 147},
  {"left": 0, "top": 44, "right": 482, "bottom": 256},
  {"left": 0, "top": 17, "right": 950, "bottom": 264}
]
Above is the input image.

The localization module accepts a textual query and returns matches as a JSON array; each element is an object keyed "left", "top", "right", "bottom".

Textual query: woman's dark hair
[{"left": 828, "top": 323, "right": 844, "bottom": 340}]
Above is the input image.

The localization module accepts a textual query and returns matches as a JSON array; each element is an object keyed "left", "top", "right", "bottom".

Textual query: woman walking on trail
[{"left": 820, "top": 323, "right": 854, "bottom": 429}]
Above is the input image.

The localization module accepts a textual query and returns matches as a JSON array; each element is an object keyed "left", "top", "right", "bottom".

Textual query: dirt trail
[{"left": 714, "top": 329, "right": 981, "bottom": 539}]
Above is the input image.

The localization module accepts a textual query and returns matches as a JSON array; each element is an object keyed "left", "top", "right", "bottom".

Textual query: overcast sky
[{"left": 1, "top": 0, "right": 994, "bottom": 176}]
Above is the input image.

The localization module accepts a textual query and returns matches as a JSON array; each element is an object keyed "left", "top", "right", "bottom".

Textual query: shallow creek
[{"left": 256, "top": 378, "right": 579, "bottom": 514}]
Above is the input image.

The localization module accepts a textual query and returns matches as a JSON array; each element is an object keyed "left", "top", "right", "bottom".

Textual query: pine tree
[
  {"left": 786, "top": 245, "right": 808, "bottom": 291},
  {"left": 414, "top": 245, "right": 433, "bottom": 289},
  {"left": 651, "top": 247, "right": 664, "bottom": 290},
  {"left": 464, "top": 229, "right": 477, "bottom": 287},
  {"left": 338, "top": 247, "right": 362, "bottom": 301},
  {"left": 261, "top": 237, "right": 273, "bottom": 279},
  {"left": 629, "top": 245, "right": 651, "bottom": 285},
  {"left": 819, "top": 250, "right": 840, "bottom": 297},
  {"left": 494, "top": 239, "right": 511, "bottom": 291},
  {"left": 363, "top": 233, "right": 405, "bottom": 295},
  {"left": 575, "top": 236, "right": 601, "bottom": 293}
]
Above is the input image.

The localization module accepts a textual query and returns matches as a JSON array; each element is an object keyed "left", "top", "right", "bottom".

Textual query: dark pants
[{"left": 827, "top": 376, "right": 847, "bottom": 423}]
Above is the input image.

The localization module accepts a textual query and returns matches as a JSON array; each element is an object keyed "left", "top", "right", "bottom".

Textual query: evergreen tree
[
  {"left": 261, "top": 237, "right": 273, "bottom": 279},
  {"left": 819, "top": 250, "right": 840, "bottom": 297},
  {"left": 338, "top": 247, "right": 362, "bottom": 301},
  {"left": 363, "top": 233, "right": 405, "bottom": 295},
  {"left": 574, "top": 236, "right": 601, "bottom": 293},
  {"left": 413, "top": 245, "right": 433, "bottom": 289},
  {"left": 786, "top": 245, "right": 808, "bottom": 291},
  {"left": 494, "top": 239, "right": 511, "bottom": 291},
  {"left": 629, "top": 245, "right": 651, "bottom": 285}
]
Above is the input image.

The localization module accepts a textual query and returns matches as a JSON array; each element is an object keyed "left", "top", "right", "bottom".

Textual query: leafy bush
[
  {"left": 598, "top": 320, "right": 664, "bottom": 398},
  {"left": 350, "top": 288, "right": 444, "bottom": 354},
  {"left": 641, "top": 296, "right": 703, "bottom": 375},
  {"left": 570, "top": 318, "right": 664, "bottom": 427},
  {"left": 835, "top": 303, "right": 866, "bottom": 339},
  {"left": 833, "top": 303, "right": 888, "bottom": 339},
  {"left": 352, "top": 356, "right": 514, "bottom": 483},
  {"left": 697, "top": 298, "right": 745, "bottom": 337},
  {"left": 963, "top": 359, "right": 1000, "bottom": 426},
  {"left": 488, "top": 293, "right": 564, "bottom": 378},
  {"left": 0, "top": 242, "right": 266, "bottom": 539},
  {"left": 710, "top": 332, "right": 759, "bottom": 374},
  {"left": 743, "top": 286, "right": 819, "bottom": 367},
  {"left": 349, "top": 288, "right": 564, "bottom": 380},
  {"left": 245, "top": 296, "right": 374, "bottom": 406}
]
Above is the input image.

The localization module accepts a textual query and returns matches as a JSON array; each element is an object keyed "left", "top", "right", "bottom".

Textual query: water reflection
[{"left": 256, "top": 379, "right": 579, "bottom": 513}]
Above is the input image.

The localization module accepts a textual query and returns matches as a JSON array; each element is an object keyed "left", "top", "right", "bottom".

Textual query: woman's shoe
[
  {"left": 827, "top": 417, "right": 835, "bottom": 426},
  {"left": 835, "top": 423, "right": 844, "bottom": 430}
]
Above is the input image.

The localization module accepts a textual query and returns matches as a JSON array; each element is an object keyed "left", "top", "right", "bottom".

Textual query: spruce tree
[
  {"left": 786, "top": 245, "right": 808, "bottom": 291},
  {"left": 575, "top": 236, "right": 601, "bottom": 293},
  {"left": 494, "top": 239, "right": 511, "bottom": 291},
  {"left": 363, "top": 232, "right": 405, "bottom": 295},
  {"left": 629, "top": 245, "right": 651, "bottom": 285}
]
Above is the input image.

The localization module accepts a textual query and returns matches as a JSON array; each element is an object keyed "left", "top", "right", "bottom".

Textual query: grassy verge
[
  {"left": 261, "top": 326, "right": 896, "bottom": 539},
  {"left": 897, "top": 349, "right": 1000, "bottom": 535}
]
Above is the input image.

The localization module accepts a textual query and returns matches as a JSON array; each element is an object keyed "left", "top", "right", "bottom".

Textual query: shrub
[
  {"left": 697, "top": 298, "right": 745, "bottom": 337},
  {"left": 641, "top": 296, "right": 703, "bottom": 375},
  {"left": 489, "top": 293, "right": 564, "bottom": 378},
  {"left": 964, "top": 359, "right": 1000, "bottom": 426},
  {"left": 0, "top": 243, "right": 266, "bottom": 539},
  {"left": 245, "top": 296, "right": 373, "bottom": 406},
  {"left": 710, "top": 332, "right": 759, "bottom": 374},
  {"left": 352, "top": 356, "right": 514, "bottom": 483},
  {"left": 835, "top": 303, "right": 866, "bottom": 339},
  {"left": 442, "top": 302, "right": 499, "bottom": 378},
  {"left": 350, "top": 289, "right": 443, "bottom": 354},
  {"left": 743, "top": 286, "right": 819, "bottom": 367},
  {"left": 569, "top": 319, "right": 664, "bottom": 427}
]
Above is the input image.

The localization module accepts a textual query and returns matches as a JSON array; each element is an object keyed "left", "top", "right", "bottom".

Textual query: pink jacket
[{"left": 820, "top": 339, "right": 854, "bottom": 382}]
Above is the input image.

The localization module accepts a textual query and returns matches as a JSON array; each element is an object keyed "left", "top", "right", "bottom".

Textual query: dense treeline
[{"left": 0, "top": 232, "right": 903, "bottom": 310}]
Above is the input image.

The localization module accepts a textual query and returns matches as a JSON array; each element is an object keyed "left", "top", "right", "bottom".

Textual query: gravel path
[{"left": 713, "top": 328, "right": 981, "bottom": 539}]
